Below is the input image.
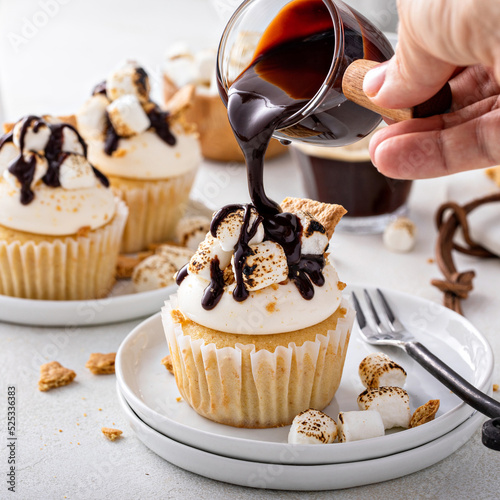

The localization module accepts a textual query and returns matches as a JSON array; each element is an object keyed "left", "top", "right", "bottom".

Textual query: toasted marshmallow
[
  {"left": 359, "top": 352, "right": 407, "bottom": 389},
  {"left": 194, "top": 49, "right": 216, "bottom": 85},
  {"left": 337, "top": 411, "right": 385, "bottom": 442},
  {"left": 215, "top": 208, "right": 264, "bottom": 252},
  {"left": 288, "top": 409, "right": 337, "bottom": 445},
  {"left": 383, "top": 217, "right": 417, "bottom": 253},
  {"left": 176, "top": 216, "right": 211, "bottom": 251},
  {"left": 58, "top": 154, "right": 96, "bottom": 190},
  {"left": 77, "top": 94, "right": 110, "bottom": 138},
  {"left": 240, "top": 241, "right": 288, "bottom": 291},
  {"left": 61, "top": 127, "right": 85, "bottom": 155},
  {"left": 0, "top": 143, "right": 20, "bottom": 174},
  {"left": 133, "top": 245, "right": 193, "bottom": 292},
  {"left": 13, "top": 120, "right": 51, "bottom": 153},
  {"left": 106, "top": 63, "right": 150, "bottom": 103},
  {"left": 357, "top": 387, "right": 411, "bottom": 430},
  {"left": 296, "top": 211, "right": 329, "bottom": 255},
  {"left": 107, "top": 95, "right": 150, "bottom": 138},
  {"left": 188, "top": 233, "right": 232, "bottom": 281},
  {"left": 3, "top": 152, "right": 48, "bottom": 188},
  {"left": 164, "top": 55, "right": 198, "bottom": 89}
]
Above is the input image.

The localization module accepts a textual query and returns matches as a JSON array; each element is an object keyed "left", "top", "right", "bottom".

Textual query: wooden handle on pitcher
[{"left": 342, "top": 59, "right": 452, "bottom": 122}]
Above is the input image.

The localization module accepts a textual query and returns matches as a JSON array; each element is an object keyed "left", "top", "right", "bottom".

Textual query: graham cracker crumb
[
  {"left": 427, "top": 258, "right": 435, "bottom": 264},
  {"left": 116, "top": 252, "right": 153, "bottom": 279},
  {"left": 485, "top": 166, "right": 500, "bottom": 187},
  {"left": 337, "top": 281, "right": 346, "bottom": 291},
  {"left": 266, "top": 302, "right": 277, "bottom": 313},
  {"left": 76, "top": 226, "right": 91, "bottom": 238},
  {"left": 85, "top": 353, "right": 116, "bottom": 375},
  {"left": 176, "top": 397, "right": 183, "bottom": 403},
  {"left": 171, "top": 309, "right": 186, "bottom": 325},
  {"left": 38, "top": 361, "right": 76, "bottom": 392},
  {"left": 165, "top": 84, "right": 195, "bottom": 120},
  {"left": 493, "top": 384, "right": 499, "bottom": 392},
  {"left": 102, "top": 427, "right": 123, "bottom": 441},
  {"left": 410, "top": 399, "right": 440, "bottom": 428},
  {"left": 161, "top": 355, "right": 174, "bottom": 374},
  {"left": 280, "top": 197, "right": 347, "bottom": 239},
  {"left": 112, "top": 149, "right": 127, "bottom": 158}
]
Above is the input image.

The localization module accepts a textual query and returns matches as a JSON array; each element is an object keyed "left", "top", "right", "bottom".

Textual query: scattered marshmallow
[
  {"left": 357, "top": 387, "right": 411, "bottom": 430},
  {"left": 288, "top": 409, "right": 337, "bottom": 445},
  {"left": 3, "top": 152, "right": 48, "bottom": 188},
  {"left": 175, "top": 216, "right": 211, "bottom": 251},
  {"left": 106, "top": 63, "right": 150, "bottom": 103},
  {"left": 359, "top": 352, "right": 407, "bottom": 390},
  {"left": 58, "top": 154, "right": 96, "bottom": 190},
  {"left": 133, "top": 245, "right": 193, "bottom": 292},
  {"left": 0, "top": 143, "right": 20, "bottom": 174},
  {"left": 240, "top": 241, "right": 288, "bottom": 291},
  {"left": 107, "top": 95, "right": 150, "bottom": 138},
  {"left": 61, "top": 127, "right": 85, "bottom": 155},
  {"left": 383, "top": 217, "right": 416, "bottom": 253},
  {"left": 337, "top": 410, "right": 385, "bottom": 442},
  {"left": 188, "top": 233, "right": 232, "bottom": 281},
  {"left": 296, "top": 211, "right": 329, "bottom": 255},
  {"left": 77, "top": 94, "right": 110, "bottom": 138},
  {"left": 215, "top": 208, "right": 264, "bottom": 252},
  {"left": 13, "top": 119, "right": 51, "bottom": 153}
]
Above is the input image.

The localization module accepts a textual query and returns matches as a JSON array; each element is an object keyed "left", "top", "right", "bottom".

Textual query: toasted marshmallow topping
[
  {"left": 215, "top": 208, "right": 264, "bottom": 252},
  {"left": 106, "top": 63, "right": 150, "bottom": 103},
  {"left": 296, "top": 211, "right": 329, "bottom": 255},
  {"left": 175, "top": 215, "right": 211, "bottom": 251},
  {"left": 58, "top": 154, "right": 97, "bottom": 190},
  {"left": 337, "top": 411, "right": 385, "bottom": 442},
  {"left": 359, "top": 353, "right": 407, "bottom": 390},
  {"left": 288, "top": 409, "right": 337, "bottom": 445},
  {"left": 3, "top": 152, "right": 48, "bottom": 189},
  {"left": 357, "top": 387, "right": 411, "bottom": 430},
  {"left": 12, "top": 120, "right": 51, "bottom": 152},
  {"left": 188, "top": 233, "right": 232, "bottom": 281},
  {"left": 76, "top": 94, "right": 110, "bottom": 139},
  {"left": 107, "top": 95, "right": 150, "bottom": 137}
]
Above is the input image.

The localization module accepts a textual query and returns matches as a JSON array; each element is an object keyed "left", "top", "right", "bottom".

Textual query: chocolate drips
[{"left": 0, "top": 115, "right": 109, "bottom": 205}]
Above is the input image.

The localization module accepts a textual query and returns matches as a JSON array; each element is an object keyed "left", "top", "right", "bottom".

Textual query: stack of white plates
[{"left": 115, "top": 285, "right": 492, "bottom": 491}]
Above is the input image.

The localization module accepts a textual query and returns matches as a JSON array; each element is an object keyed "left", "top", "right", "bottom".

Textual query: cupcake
[
  {"left": 163, "top": 42, "right": 286, "bottom": 162},
  {"left": 0, "top": 115, "right": 128, "bottom": 300},
  {"left": 77, "top": 62, "right": 201, "bottom": 253},
  {"left": 162, "top": 197, "right": 354, "bottom": 428}
]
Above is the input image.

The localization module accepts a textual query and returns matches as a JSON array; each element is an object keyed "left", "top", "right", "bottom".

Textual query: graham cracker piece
[
  {"left": 116, "top": 251, "right": 153, "bottom": 279},
  {"left": 165, "top": 84, "right": 195, "bottom": 120},
  {"left": 101, "top": 427, "right": 123, "bottom": 441},
  {"left": 85, "top": 353, "right": 116, "bottom": 375},
  {"left": 280, "top": 197, "right": 347, "bottom": 239},
  {"left": 161, "top": 355, "right": 174, "bottom": 374},
  {"left": 485, "top": 166, "right": 500, "bottom": 187},
  {"left": 38, "top": 361, "right": 76, "bottom": 392},
  {"left": 410, "top": 399, "right": 440, "bottom": 428}
]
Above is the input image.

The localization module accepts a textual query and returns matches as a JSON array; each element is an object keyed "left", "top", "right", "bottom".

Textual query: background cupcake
[
  {"left": 77, "top": 62, "right": 201, "bottom": 253},
  {"left": 0, "top": 115, "right": 128, "bottom": 300},
  {"left": 162, "top": 198, "right": 353, "bottom": 428}
]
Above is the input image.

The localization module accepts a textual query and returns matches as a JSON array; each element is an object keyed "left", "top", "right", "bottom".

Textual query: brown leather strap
[{"left": 431, "top": 193, "right": 500, "bottom": 315}]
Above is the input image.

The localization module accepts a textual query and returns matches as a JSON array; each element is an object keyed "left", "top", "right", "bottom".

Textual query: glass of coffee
[{"left": 292, "top": 127, "right": 413, "bottom": 233}]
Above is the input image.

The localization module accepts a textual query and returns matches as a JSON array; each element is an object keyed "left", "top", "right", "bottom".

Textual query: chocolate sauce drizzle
[{"left": 0, "top": 115, "right": 109, "bottom": 205}]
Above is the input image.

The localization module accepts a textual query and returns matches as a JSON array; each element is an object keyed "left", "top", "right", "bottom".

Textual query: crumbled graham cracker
[
  {"left": 161, "top": 355, "right": 174, "bottom": 374},
  {"left": 85, "top": 353, "right": 116, "bottom": 375},
  {"left": 493, "top": 384, "right": 499, "bottom": 392},
  {"left": 280, "top": 197, "right": 346, "bottom": 239},
  {"left": 101, "top": 427, "right": 123, "bottom": 441},
  {"left": 38, "top": 361, "right": 76, "bottom": 392},
  {"left": 116, "top": 252, "right": 153, "bottom": 279},
  {"left": 485, "top": 166, "right": 500, "bottom": 187},
  {"left": 337, "top": 281, "right": 346, "bottom": 291},
  {"left": 410, "top": 399, "right": 440, "bottom": 428},
  {"left": 165, "top": 84, "right": 195, "bottom": 120}
]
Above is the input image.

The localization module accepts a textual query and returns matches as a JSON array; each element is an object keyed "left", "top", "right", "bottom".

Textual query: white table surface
[{"left": 0, "top": 1, "right": 499, "bottom": 498}]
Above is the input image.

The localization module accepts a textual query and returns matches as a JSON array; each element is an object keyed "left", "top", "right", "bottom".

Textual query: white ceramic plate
[
  {"left": 0, "top": 281, "right": 177, "bottom": 327},
  {"left": 117, "top": 388, "right": 484, "bottom": 491},
  {"left": 115, "top": 284, "right": 493, "bottom": 465},
  {"left": 445, "top": 169, "right": 500, "bottom": 257}
]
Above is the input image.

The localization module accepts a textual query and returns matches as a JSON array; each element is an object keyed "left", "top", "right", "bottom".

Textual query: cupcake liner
[
  {"left": 111, "top": 169, "right": 197, "bottom": 253},
  {"left": 0, "top": 199, "right": 128, "bottom": 300},
  {"left": 162, "top": 295, "right": 354, "bottom": 428}
]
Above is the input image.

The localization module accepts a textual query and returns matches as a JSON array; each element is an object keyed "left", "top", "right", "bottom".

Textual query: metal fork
[{"left": 352, "top": 288, "right": 500, "bottom": 451}]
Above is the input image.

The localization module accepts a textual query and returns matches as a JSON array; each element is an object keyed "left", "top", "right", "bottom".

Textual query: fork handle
[{"left": 405, "top": 341, "right": 500, "bottom": 450}]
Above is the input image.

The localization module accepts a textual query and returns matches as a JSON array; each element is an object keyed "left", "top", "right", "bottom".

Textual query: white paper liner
[
  {"left": 111, "top": 169, "right": 196, "bottom": 253},
  {"left": 0, "top": 199, "right": 128, "bottom": 300},
  {"left": 162, "top": 295, "right": 354, "bottom": 428}
]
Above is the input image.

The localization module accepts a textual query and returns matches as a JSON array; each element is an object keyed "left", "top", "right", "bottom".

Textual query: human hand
[{"left": 363, "top": 0, "right": 500, "bottom": 179}]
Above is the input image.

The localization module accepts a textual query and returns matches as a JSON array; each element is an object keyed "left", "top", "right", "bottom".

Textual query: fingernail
[{"left": 363, "top": 62, "right": 389, "bottom": 98}]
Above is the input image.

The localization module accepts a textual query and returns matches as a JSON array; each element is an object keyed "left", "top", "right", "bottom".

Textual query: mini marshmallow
[
  {"left": 357, "top": 387, "right": 411, "bottom": 430},
  {"left": 240, "top": 240, "right": 288, "bottom": 291},
  {"left": 58, "top": 154, "right": 96, "bottom": 190},
  {"left": 337, "top": 410, "right": 385, "bottom": 442},
  {"left": 383, "top": 217, "right": 417, "bottom": 253},
  {"left": 164, "top": 55, "right": 198, "bottom": 89},
  {"left": 61, "top": 127, "right": 85, "bottom": 155},
  {"left": 13, "top": 120, "right": 51, "bottom": 152},
  {"left": 175, "top": 216, "right": 211, "bottom": 251},
  {"left": 215, "top": 208, "right": 264, "bottom": 252},
  {"left": 3, "top": 152, "right": 48, "bottom": 189},
  {"left": 77, "top": 94, "right": 110, "bottom": 137},
  {"left": 106, "top": 63, "right": 150, "bottom": 103},
  {"left": 107, "top": 95, "right": 150, "bottom": 138},
  {"left": 0, "top": 143, "right": 20, "bottom": 174},
  {"left": 188, "top": 233, "right": 232, "bottom": 281},
  {"left": 359, "top": 352, "right": 407, "bottom": 389},
  {"left": 133, "top": 245, "right": 193, "bottom": 292},
  {"left": 194, "top": 49, "right": 217, "bottom": 85},
  {"left": 296, "top": 211, "right": 329, "bottom": 255},
  {"left": 288, "top": 409, "right": 337, "bottom": 445}
]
